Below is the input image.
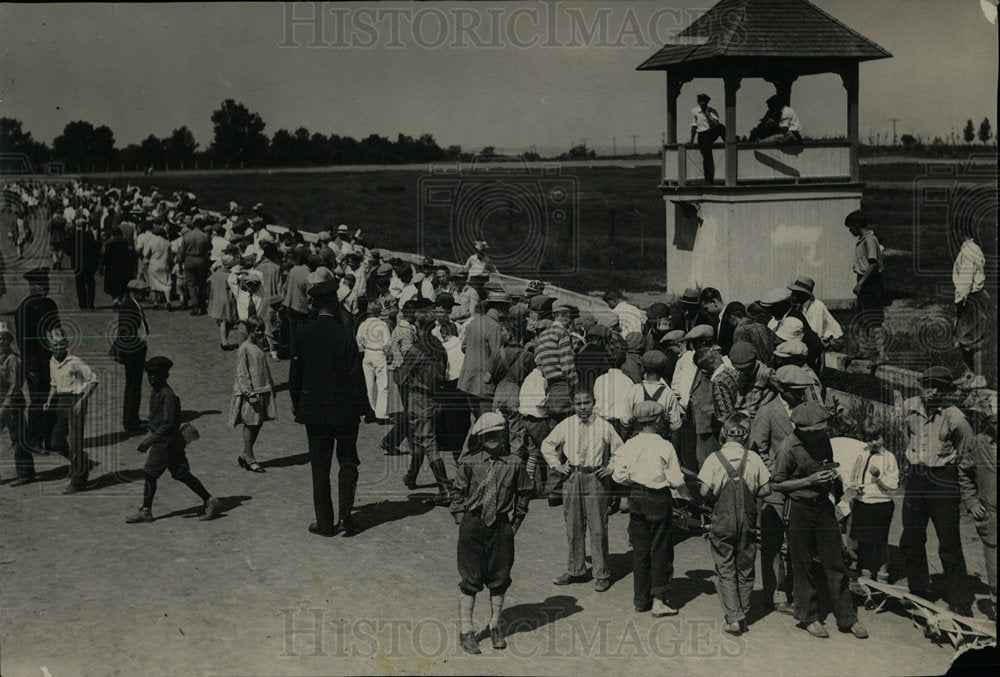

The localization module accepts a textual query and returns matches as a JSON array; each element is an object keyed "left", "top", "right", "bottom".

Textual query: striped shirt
[
  {"left": 534, "top": 321, "right": 577, "bottom": 388},
  {"left": 711, "top": 364, "right": 740, "bottom": 423}
]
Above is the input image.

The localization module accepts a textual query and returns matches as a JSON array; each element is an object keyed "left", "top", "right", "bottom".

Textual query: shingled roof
[{"left": 636, "top": 0, "right": 891, "bottom": 72}]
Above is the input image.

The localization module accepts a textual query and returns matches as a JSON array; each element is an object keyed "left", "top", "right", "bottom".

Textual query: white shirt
[
  {"left": 593, "top": 369, "right": 635, "bottom": 423},
  {"left": 421, "top": 278, "right": 437, "bottom": 302},
  {"left": 780, "top": 105, "right": 800, "bottom": 133},
  {"left": 697, "top": 442, "right": 771, "bottom": 497},
  {"left": 49, "top": 354, "right": 98, "bottom": 395},
  {"left": 611, "top": 433, "right": 685, "bottom": 490},
  {"left": 436, "top": 332, "right": 465, "bottom": 381},
  {"left": 356, "top": 317, "right": 391, "bottom": 352},
  {"left": 630, "top": 380, "right": 683, "bottom": 431},
  {"left": 541, "top": 414, "right": 623, "bottom": 472},
  {"left": 518, "top": 368, "right": 548, "bottom": 419},
  {"left": 802, "top": 298, "right": 843, "bottom": 341},
  {"left": 399, "top": 284, "right": 419, "bottom": 308},
  {"left": 388, "top": 273, "right": 404, "bottom": 300},
  {"left": 612, "top": 301, "right": 645, "bottom": 336},
  {"left": 953, "top": 239, "right": 986, "bottom": 303},
  {"left": 847, "top": 445, "right": 899, "bottom": 504},
  {"left": 691, "top": 105, "right": 722, "bottom": 134}
]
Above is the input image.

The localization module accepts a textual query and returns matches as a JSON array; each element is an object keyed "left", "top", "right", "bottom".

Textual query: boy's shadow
[
  {"left": 670, "top": 569, "right": 717, "bottom": 609},
  {"left": 502, "top": 595, "right": 584, "bottom": 638},
  {"left": 156, "top": 495, "right": 251, "bottom": 521},
  {"left": 349, "top": 496, "right": 434, "bottom": 533}
]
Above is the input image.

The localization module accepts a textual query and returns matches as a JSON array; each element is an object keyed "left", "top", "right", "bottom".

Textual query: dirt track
[{"left": 0, "top": 210, "right": 993, "bottom": 676}]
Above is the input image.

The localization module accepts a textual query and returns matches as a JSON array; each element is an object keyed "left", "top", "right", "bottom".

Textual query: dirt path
[{"left": 0, "top": 210, "right": 991, "bottom": 676}]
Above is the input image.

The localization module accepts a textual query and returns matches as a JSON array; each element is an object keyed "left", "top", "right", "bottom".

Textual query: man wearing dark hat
[
  {"left": 15, "top": 267, "right": 61, "bottom": 453},
  {"left": 111, "top": 279, "right": 151, "bottom": 432},
  {"left": 290, "top": 280, "right": 371, "bottom": 536},
  {"left": 127, "top": 356, "right": 221, "bottom": 523},
  {"left": 68, "top": 217, "right": 100, "bottom": 310},
  {"left": 459, "top": 291, "right": 510, "bottom": 416},
  {"left": 676, "top": 288, "right": 701, "bottom": 334},
  {"left": 899, "top": 366, "right": 975, "bottom": 614},
  {"left": 772, "top": 402, "right": 867, "bottom": 639},
  {"left": 689, "top": 93, "right": 724, "bottom": 185},
  {"left": 788, "top": 276, "right": 843, "bottom": 350},
  {"left": 729, "top": 341, "right": 776, "bottom": 424}
]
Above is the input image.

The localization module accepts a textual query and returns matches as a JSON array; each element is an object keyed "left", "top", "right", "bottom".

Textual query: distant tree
[
  {"left": 931, "top": 136, "right": 944, "bottom": 146},
  {"left": 900, "top": 134, "right": 918, "bottom": 148},
  {"left": 0, "top": 117, "right": 50, "bottom": 169},
  {"left": 963, "top": 119, "right": 976, "bottom": 144},
  {"left": 308, "top": 133, "right": 330, "bottom": 165},
  {"left": 140, "top": 134, "right": 166, "bottom": 168},
  {"left": 565, "top": 144, "right": 596, "bottom": 159},
  {"left": 53, "top": 120, "right": 117, "bottom": 170},
  {"left": 481, "top": 146, "right": 496, "bottom": 156},
  {"left": 445, "top": 144, "right": 462, "bottom": 160},
  {"left": 978, "top": 117, "right": 992, "bottom": 145},
  {"left": 163, "top": 126, "right": 198, "bottom": 166},
  {"left": 210, "top": 99, "right": 268, "bottom": 167}
]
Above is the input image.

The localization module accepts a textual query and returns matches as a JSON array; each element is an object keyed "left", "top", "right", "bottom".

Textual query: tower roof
[{"left": 637, "top": 0, "right": 891, "bottom": 74}]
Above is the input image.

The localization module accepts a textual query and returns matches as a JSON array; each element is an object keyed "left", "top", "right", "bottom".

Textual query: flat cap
[
  {"left": 774, "top": 339, "right": 808, "bottom": 358},
  {"left": 774, "top": 365, "right": 813, "bottom": 388},
  {"left": 469, "top": 412, "right": 506, "bottom": 437},
  {"left": 625, "top": 332, "right": 645, "bottom": 353},
  {"left": 307, "top": 280, "right": 340, "bottom": 299},
  {"left": 144, "top": 355, "right": 174, "bottom": 373},
  {"left": 485, "top": 290, "right": 512, "bottom": 306},
  {"left": 641, "top": 350, "right": 668, "bottom": 370},
  {"left": 633, "top": 400, "right": 665, "bottom": 423},
  {"left": 683, "top": 324, "right": 714, "bottom": 341},
  {"left": 729, "top": 342, "right": 757, "bottom": 369},
  {"left": 646, "top": 302, "right": 670, "bottom": 320},
  {"left": 660, "top": 329, "right": 686, "bottom": 345},
  {"left": 790, "top": 402, "right": 831, "bottom": 430},
  {"left": 760, "top": 288, "right": 791, "bottom": 306},
  {"left": 552, "top": 301, "right": 578, "bottom": 314},
  {"left": 586, "top": 323, "right": 610, "bottom": 339},
  {"left": 528, "top": 295, "right": 555, "bottom": 313},
  {"left": 375, "top": 263, "right": 394, "bottom": 276}
]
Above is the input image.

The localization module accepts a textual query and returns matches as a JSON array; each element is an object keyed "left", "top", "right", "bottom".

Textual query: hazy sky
[{"left": 0, "top": 1, "right": 996, "bottom": 154}]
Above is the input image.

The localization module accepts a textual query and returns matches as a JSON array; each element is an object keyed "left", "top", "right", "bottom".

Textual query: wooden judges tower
[{"left": 637, "top": 0, "right": 891, "bottom": 305}]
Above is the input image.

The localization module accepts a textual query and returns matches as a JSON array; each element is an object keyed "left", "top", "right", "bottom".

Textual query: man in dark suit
[
  {"left": 70, "top": 217, "right": 101, "bottom": 310},
  {"left": 290, "top": 280, "right": 372, "bottom": 537},
  {"left": 111, "top": 279, "right": 150, "bottom": 432},
  {"left": 14, "top": 267, "right": 60, "bottom": 452}
]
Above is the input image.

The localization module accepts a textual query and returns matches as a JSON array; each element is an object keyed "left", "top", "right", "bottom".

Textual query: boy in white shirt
[
  {"left": 697, "top": 413, "right": 772, "bottom": 635},
  {"left": 608, "top": 401, "right": 685, "bottom": 616},
  {"left": 629, "top": 351, "right": 683, "bottom": 439},
  {"left": 846, "top": 418, "right": 899, "bottom": 582},
  {"left": 542, "top": 389, "right": 623, "bottom": 592}
]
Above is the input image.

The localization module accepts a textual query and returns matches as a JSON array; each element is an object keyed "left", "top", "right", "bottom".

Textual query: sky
[{"left": 0, "top": 1, "right": 997, "bottom": 155}]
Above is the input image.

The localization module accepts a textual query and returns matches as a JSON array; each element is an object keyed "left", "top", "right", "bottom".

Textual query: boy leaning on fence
[{"left": 696, "top": 413, "right": 772, "bottom": 636}]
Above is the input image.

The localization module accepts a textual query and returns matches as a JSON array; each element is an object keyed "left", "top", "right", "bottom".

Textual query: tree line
[{"left": 0, "top": 99, "right": 463, "bottom": 172}]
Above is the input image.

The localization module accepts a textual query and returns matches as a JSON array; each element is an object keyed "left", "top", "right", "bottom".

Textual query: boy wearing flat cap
[
  {"left": 450, "top": 412, "right": 533, "bottom": 655},
  {"left": 127, "top": 356, "right": 221, "bottom": 523},
  {"left": 43, "top": 329, "right": 98, "bottom": 494},
  {"left": 608, "top": 400, "right": 684, "bottom": 616},
  {"left": 771, "top": 402, "right": 867, "bottom": 639}
]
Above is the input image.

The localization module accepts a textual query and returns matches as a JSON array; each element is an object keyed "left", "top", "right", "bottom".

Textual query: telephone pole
[
  {"left": 613, "top": 137, "right": 617, "bottom": 156},
  {"left": 890, "top": 118, "right": 899, "bottom": 146},
  {"left": 631, "top": 135, "right": 638, "bottom": 156}
]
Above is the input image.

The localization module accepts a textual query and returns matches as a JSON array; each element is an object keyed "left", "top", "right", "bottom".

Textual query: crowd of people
[{"left": 0, "top": 178, "right": 995, "bottom": 655}]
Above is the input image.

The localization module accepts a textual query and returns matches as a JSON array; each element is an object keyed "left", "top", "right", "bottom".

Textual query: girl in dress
[{"left": 228, "top": 316, "right": 276, "bottom": 473}]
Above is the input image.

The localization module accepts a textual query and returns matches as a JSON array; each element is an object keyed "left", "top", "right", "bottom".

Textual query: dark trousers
[
  {"left": 184, "top": 260, "right": 209, "bottom": 311},
  {"left": 286, "top": 308, "right": 309, "bottom": 370},
  {"left": 629, "top": 487, "right": 674, "bottom": 608},
  {"left": 457, "top": 512, "right": 515, "bottom": 596},
  {"left": 710, "top": 521, "right": 757, "bottom": 623},
  {"left": 306, "top": 422, "right": 360, "bottom": 531},
  {"left": 760, "top": 501, "right": 791, "bottom": 605},
  {"left": 899, "top": 466, "right": 971, "bottom": 607},
  {"left": 697, "top": 126, "right": 725, "bottom": 184},
  {"left": 2, "top": 406, "right": 34, "bottom": 479},
  {"left": 75, "top": 271, "right": 96, "bottom": 310},
  {"left": 24, "top": 378, "right": 53, "bottom": 452},
  {"left": 786, "top": 498, "right": 857, "bottom": 627},
  {"left": 121, "top": 345, "right": 147, "bottom": 429},
  {"left": 51, "top": 394, "right": 90, "bottom": 488}
]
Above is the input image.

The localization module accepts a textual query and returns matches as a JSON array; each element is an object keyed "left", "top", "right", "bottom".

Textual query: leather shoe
[
  {"left": 547, "top": 496, "right": 563, "bottom": 507},
  {"left": 126, "top": 507, "right": 154, "bottom": 523},
  {"left": 552, "top": 572, "right": 587, "bottom": 586},
  {"left": 339, "top": 520, "right": 359, "bottom": 537},
  {"left": 403, "top": 476, "right": 417, "bottom": 491},
  {"left": 593, "top": 579, "right": 611, "bottom": 592},
  {"left": 62, "top": 483, "right": 86, "bottom": 494},
  {"left": 805, "top": 621, "right": 829, "bottom": 638},
  {"left": 10, "top": 476, "right": 35, "bottom": 487},
  {"left": 489, "top": 624, "right": 506, "bottom": 650},
  {"left": 770, "top": 601, "right": 794, "bottom": 615},
  {"left": 843, "top": 622, "right": 869, "bottom": 639},
  {"left": 308, "top": 522, "right": 340, "bottom": 537},
  {"left": 460, "top": 630, "right": 481, "bottom": 655},
  {"left": 200, "top": 496, "right": 221, "bottom": 520},
  {"left": 723, "top": 621, "right": 743, "bottom": 636}
]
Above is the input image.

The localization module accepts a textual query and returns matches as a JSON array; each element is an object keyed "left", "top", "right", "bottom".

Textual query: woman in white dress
[{"left": 143, "top": 225, "right": 173, "bottom": 309}]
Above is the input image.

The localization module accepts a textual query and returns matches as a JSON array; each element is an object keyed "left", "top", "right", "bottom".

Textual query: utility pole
[
  {"left": 613, "top": 137, "right": 617, "bottom": 156},
  {"left": 890, "top": 118, "right": 899, "bottom": 146},
  {"left": 631, "top": 135, "right": 638, "bottom": 156}
]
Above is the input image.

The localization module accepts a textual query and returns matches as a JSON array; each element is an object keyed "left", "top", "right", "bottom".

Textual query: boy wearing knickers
[
  {"left": 126, "top": 356, "right": 221, "bottom": 523},
  {"left": 450, "top": 412, "right": 532, "bottom": 654}
]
